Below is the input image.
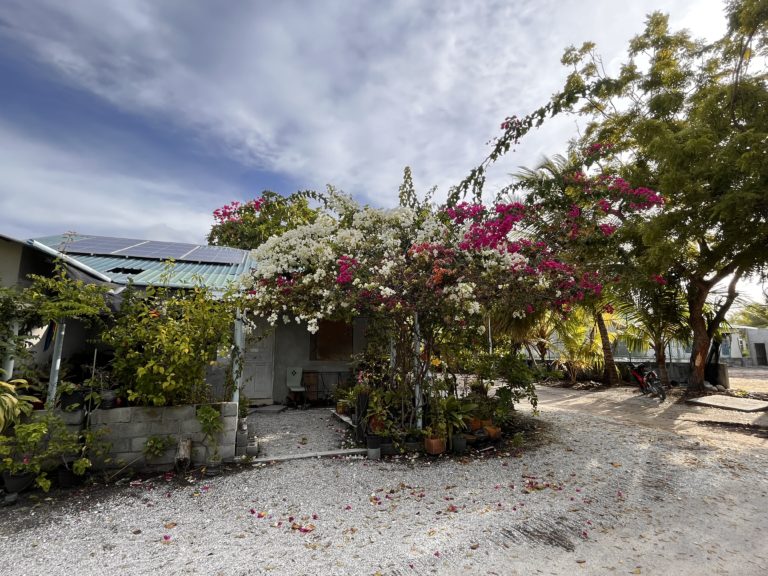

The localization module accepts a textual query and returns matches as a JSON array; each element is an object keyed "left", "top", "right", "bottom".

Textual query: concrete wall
[
  {"left": 0, "top": 238, "right": 22, "bottom": 287},
  {"left": 615, "top": 361, "right": 729, "bottom": 388},
  {"left": 90, "top": 402, "right": 238, "bottom": 471}
]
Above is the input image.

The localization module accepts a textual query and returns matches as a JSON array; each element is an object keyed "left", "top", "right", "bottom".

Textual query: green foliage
[
  {"left": 729, "top": 299, "right": 768, "bottom": 328},
  {"left": 0, "top": 284, "right": 41, "bottom": 371},
  {"left": 208, "top": 191, "right": 319, "bottom": 250},
  {"left": 26, "top": 260, "right": 110, "bottom": 324},
  {"left": 103, "top": 281, "right": 235, "bottom": 406},
  {"left": 143, "top": 435, "right": 174, "bottom": 460},
  {"left": 553, "top": 307, "right": 604, "bottom": 385},
  {"left": 455, "top": 0, "right": 768, "bottom": 390},
  {"left": 0, "top": 420, "right": 50, "bottom": 491},
  {"left": 196, "top": 404, "right": 223, "bottom": 459},
  {"left": 0, "top": 378, "right": 39, "bottom": 434}
]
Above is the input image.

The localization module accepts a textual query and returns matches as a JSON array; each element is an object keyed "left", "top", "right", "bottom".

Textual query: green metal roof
[{"left": 32, "top": 234, "right": 255, "bottom": 291}]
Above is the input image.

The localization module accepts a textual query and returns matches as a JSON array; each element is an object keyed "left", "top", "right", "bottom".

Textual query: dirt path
[{"left": 534, "top": 385, "right": 768, "bottom": 452}]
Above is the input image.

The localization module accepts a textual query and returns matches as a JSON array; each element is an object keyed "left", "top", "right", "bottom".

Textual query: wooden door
[{"left": 242, "top": 328, "right": 274, "bottom": 402}]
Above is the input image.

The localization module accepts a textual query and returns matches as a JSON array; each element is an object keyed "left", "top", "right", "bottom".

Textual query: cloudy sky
[{"left": 0, "top": 0, "right": 727, "bottom": 244}]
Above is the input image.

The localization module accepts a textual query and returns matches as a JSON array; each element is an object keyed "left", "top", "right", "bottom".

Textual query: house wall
[
  {"left": 0, "top": 238, "right": 22, "bottom": 287},
  {"left": 747, "top": 328, "right": 768, "bottom": 366},
  {"left": 271, "top": 318, "right": 366, "bottom": 403}
]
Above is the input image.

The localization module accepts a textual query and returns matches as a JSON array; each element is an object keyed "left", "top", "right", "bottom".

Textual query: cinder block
[
  {"left": 149, "top": 421, "right": 181, "bottom": 435},
  {"left": 162, "top": 405, "right": 195, "bottom": 422},
  {"left": 191, "top": 445, "right": 207, "bottom": 465},
  {"left": 113, "top": 422, "right": 153, "bottom": 438},
  {"left": 181, "top": 419, "right": 203, "bottom": 434},
  {"left": 131, "top": 437, "right": 150, "bottom": 453},
  {"left": 219, "top": 402, "right": 238, "bottom": 418},
  {"left": 236, "top": 430, "right": 248, "bottom": 447},
  {"left": 219, "top": 444, "right": 235, "bottom": 461},
  {"left": 56, "top": 409, "right": 86, "bottom": 427},
  {"left": 221, "top": 416, "right": 237, "bottom": 432},
  {"left": 91, "top": 407, "right": 132, "bottom": 425},
  {"left": 109, "top": 438, "right": 132, "bottom": 452},
  {"left": 131, "top": 408, "right": 164, "bottom": 423}
]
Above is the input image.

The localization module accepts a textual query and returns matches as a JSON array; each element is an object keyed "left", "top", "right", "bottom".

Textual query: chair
[{"left": 286, "top": 366, "right": 306, "bottom": 408}]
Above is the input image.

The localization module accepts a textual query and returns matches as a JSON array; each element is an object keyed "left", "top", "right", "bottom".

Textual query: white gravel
[{"left": 1, "top": 404, "right": 767, "bottom": 576}]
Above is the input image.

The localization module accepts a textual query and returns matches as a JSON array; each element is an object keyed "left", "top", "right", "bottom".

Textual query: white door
[{"left": 242, "top": 328, "right": 274, "bottom": 402}]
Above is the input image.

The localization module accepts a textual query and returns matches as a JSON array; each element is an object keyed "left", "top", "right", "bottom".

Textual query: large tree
[
  {"left": 207, "top": 191, "right": 318, "bottom": 250},
  {"left": 455, "top": 0, "right": 768, "bottom": 391}
]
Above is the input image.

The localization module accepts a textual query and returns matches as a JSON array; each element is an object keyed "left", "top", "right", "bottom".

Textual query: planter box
[{"left": 90, "top": 402, "right": 238, "bottom": 472}]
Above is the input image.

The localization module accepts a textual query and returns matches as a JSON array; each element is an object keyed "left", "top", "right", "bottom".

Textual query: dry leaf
[{"left": 164, "top": 522, "right": 177, "bottom": 529}]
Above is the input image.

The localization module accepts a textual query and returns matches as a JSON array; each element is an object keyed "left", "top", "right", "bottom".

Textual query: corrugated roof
[{"left": 33, "top": 234, "right": 255, "bottom": 290}]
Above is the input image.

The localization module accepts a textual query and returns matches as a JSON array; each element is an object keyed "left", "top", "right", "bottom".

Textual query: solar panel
[
  {"left": 40, "top": 234, "right": 249, "bottom": 266},
  {"left": 181, "top": 245, "right": 246, "bottom": 265},
  {"left": 119, "top": 241, "right": 193, "bottom": 260},
  {"left": 62, "top": 236, "right": 145, "bottom": 255}
]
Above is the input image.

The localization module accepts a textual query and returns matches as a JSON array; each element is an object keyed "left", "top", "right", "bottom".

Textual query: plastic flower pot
[
  {"left": 380, "top": 437, "right": 396, "bottom": 456},
  {"left": 451, "top": 434, "right": 467, "bottom": 454},
  {"left": 2, "top": 471, "right": 35, "bottom": 494},
  {"left": 366, "top": 435, "right": 382, "bottom": 449},
  {"left": 367, "top": 447, "right": 381, "bottom": 460}
]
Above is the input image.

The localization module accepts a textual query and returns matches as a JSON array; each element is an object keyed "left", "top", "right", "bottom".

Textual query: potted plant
[
  {"left": 44, "top": 412, "right": 107, "bottom": 487},
  {"left": 0, "top": 420, "right": 51, "bottom": 493},
  {"left": 197, "top": 404, "right": 224, "bottom": 475},
  {"left": 424, "top": 418, "right": 447, "bottom": 455},
  {"left": 441, "top": 396, "right": 476, "bottom": 454},
  {"left": 365, "top": 389, "right": 387, "bottom": 435}
]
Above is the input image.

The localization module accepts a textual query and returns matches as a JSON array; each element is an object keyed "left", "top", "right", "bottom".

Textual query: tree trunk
[
  {"left": 687, "top": 282, "right": 710, "bottom": 392},
  {"left": 595, "top": 312, "right": 618, "bottom": 386},
  {"left": 654, "top": 343, "right": 670, "bottom": 387}
]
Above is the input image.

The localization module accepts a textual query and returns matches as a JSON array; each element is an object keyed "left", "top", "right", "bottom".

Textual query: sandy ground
[
  {"left": 2, "top": 387, "right": 766, "bottom": 576},
  {"left": 728, "top": 366, "right": 768, "bottom": 395}
]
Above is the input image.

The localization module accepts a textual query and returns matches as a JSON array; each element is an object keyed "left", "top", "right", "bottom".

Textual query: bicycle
[{"left": 628, "top": 362, "right": 666, "bottom": 401}]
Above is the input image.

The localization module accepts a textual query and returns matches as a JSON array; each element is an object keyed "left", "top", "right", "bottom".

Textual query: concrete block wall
[{"left": 90, "top": 402, "right": 238, "bottom": 472}]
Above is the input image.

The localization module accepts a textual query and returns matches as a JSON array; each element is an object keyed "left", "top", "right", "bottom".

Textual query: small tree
[
  {"left": 103, "top": 281, "right": 235, "bottom": 406},
  {"left": 26, "top": 261, "right": 110, "bottom": 403}
]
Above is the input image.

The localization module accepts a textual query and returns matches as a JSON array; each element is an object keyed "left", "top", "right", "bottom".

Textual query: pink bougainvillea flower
[
  {"left": 344, "top": 505, "right": 352, "bottom": 510},
  {"left": 162, "top": 535, "right": 171, "bottom": 542}
]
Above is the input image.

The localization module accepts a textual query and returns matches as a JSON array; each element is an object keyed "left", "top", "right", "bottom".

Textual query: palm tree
[{"left": 616, "top": 283, "right": 689, "bottom": 387}]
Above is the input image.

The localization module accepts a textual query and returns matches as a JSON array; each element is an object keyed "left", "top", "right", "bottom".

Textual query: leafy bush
[{"left": 104, "top": 281, "right": 235, "bottom": 406}]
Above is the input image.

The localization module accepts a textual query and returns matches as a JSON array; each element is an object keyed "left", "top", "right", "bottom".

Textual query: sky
[{"left": 0, "top": 0, "right": 730, "bottom": 247}]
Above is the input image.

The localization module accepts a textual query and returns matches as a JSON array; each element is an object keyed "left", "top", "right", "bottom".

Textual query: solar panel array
[
  {"left": 61, "top": 235, "right": 247, "bottom": 265},
  {"left": 62, "top": 236, "right": 143, "bottom": 254},
  {"left": 182, "top": 245, "right": 246, "bottom": 264}
]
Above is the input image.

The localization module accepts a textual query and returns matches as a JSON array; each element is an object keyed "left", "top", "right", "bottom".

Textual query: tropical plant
[
  {"left": 616, "top": 281, "right": 690, "bottom": 386},
  {"left": 729, "top": 299, "right": 768, "bottom": 328},
  {"left": 0, "top": 378, "right": 39, "bottom": 434},
  {"left": 553, "top": 307, "right": 604, "bottom": 385}
]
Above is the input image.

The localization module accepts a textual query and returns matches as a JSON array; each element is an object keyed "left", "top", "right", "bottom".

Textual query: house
[
  {"left": 1, "top": 233, "right": 358, "bottom": 405},
  {"left": 720, "top": 326, "right": 768, "bottom": 367}
]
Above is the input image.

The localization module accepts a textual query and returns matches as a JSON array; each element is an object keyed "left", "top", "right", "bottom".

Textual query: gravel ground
[
  {"left": 2, "top": 402, "right": 767, "bottom": 576},
  {"left": 250, "top": 407, "right": 349, "bottom": 456}
]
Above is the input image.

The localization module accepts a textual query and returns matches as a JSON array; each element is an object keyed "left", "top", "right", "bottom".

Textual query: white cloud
[
  {"left": 0, "top": 121, "right": 231, "bottom": 243},
  {"left": 0, "top": 0, "right": 727, "bottom": 218}
]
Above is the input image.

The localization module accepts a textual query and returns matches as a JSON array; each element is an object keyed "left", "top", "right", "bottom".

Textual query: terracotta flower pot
[
  {"left": 484, "top": 425, "right": 502, "bottom": 440},
  {"left": 424, "top": 437, "right": 446, "bottom": 455},
  {"left": 469, "top": 417, "right": 483, "bottom": 431}
]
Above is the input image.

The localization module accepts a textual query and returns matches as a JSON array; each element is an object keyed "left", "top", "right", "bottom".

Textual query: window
[{"left": 309, "top": 320, "right": 353, "bottom": 361}]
